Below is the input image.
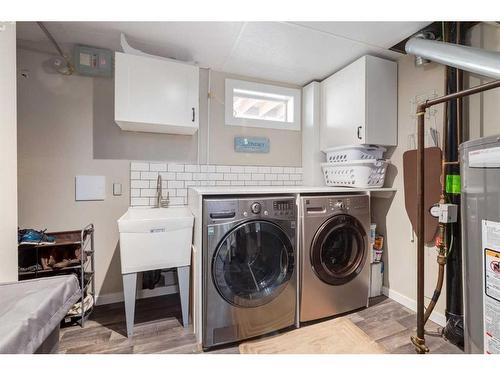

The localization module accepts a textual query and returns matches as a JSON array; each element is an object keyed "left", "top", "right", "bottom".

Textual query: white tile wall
[{"left": 130, "top": 162, "right": 303, "bottom": 207}]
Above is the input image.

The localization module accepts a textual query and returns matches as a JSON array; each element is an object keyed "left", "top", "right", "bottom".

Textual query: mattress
[{"left": 0, "top": 275, "right": 80, "bottom": 354}]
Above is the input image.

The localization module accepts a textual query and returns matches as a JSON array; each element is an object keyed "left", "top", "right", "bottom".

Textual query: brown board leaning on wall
[{"left": 403, "top": 147, "right": 442, "bottom": 244}]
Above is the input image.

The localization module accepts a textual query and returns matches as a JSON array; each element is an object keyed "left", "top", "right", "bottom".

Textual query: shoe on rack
[
  {"left": 19, "top": 229, "right": 56, "bottom": 245},
  {"left": 67, "top": 294, "right": 94, "bottom": 317},
  {"left": 18, "top": 228, "right": 27, "bottom": 243}
]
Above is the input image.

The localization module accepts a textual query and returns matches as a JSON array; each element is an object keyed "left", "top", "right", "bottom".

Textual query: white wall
[
  {"left": 207, "top": 70, "right": 302, "bottom": 166},
  {"left": 17, "top": 49, "right": 130, "bottom": 297},
  {"left": 92, "top": 76, "right": 199, "bottom": 162},
  {"left": 0, "top": 22, "right": 18, "bottom": 283},
  {"left": 467, "top": 23, "right": 500, "bottom": 140},
  {"left": 76, "top": 66, "right": 302, "bottom": 167}
]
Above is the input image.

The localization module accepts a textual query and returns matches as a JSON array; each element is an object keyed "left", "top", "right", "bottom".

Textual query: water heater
[{"left": 461, "top": 135, "right": 500, "bottom": 354}]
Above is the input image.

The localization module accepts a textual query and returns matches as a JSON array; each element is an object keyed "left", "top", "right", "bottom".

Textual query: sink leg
[
  {"left": 123, "top": 272, "right": 137, "bottom": 338},
  {"left": 177, "top": 266, "right": 190, "bottom": 329}
]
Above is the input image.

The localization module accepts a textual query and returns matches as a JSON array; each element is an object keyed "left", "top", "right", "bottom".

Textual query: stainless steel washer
[
  {"left": 300, "top": 194, "right": 370, "bottom": 322},
  {"left": 202, "top": 196, "right": 297, "bottom": 349}
]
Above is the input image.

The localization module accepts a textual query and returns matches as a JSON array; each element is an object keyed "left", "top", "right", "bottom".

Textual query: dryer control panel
[
  {"left": 303, "top": 194, "right": 369, "bottom": 217},
  {"left": 328, "top": 196, "right": 368, "bottom": 211}
]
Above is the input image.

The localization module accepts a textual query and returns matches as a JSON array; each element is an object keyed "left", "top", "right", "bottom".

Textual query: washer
[
  {"left": 202, "top": 196, "right": 297, "bottom": 349},
  {"left": 300, "top": 194, "right": 370, "bottom": 322}
]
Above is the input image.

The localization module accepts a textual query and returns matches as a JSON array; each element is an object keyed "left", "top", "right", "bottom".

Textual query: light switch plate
[
  {"left": 113, "top": 183, "right": 122, "bottom": 196},
  {"left": 75, "top": 175, "right": 106, "bottom": 201}
]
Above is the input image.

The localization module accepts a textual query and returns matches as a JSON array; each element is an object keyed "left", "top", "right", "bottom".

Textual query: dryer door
[
  {"left": 310, "top": 214, "right": 367, "bottom": 285},
  {"left": 212, "top": 220, "right": 294, "bottom": 308}
]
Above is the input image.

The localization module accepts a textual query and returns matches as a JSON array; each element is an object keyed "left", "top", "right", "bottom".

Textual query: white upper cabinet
[
  {"left": 320, "top": 55, "right": 397, "bottom": 148},
  {"left": 114, "top": 52, "right": 199, "bottom": 135}
]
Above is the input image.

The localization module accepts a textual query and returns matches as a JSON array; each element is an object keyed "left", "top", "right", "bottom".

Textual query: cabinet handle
[
  {"left": 357, "top": 126, "right": 363, "bottom": 140},
  {"left": 192, "top": 107, "right": 195, "bottom": 122}
]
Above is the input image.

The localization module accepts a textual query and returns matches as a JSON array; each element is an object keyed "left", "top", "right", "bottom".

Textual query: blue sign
[{"left": 234, "top": 137, "right": 270, "bottom": 153}]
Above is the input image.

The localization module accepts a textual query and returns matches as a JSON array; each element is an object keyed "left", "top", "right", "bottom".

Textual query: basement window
[{"left": 225, "top": 79, "right": 301, "bottom": 131}]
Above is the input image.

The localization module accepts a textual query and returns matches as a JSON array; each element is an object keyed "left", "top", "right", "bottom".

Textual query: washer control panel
[
  {"left": 251, "top": 202, "right": 262, "bottom": 214},
  {"left": 205, "top": 196, "right": 296, "bottom": 223},
  {"left": 272, "top": 199, "right": 295, "bottom": 218},
  {"left": 241, "top": 198, "right": 295, "bottom": 219}
]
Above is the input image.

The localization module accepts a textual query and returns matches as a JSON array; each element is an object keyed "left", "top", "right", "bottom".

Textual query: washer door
[
  {"left": 310, "top": 214, "right": 367, "bottom": 285},
  {"left": 212, "top": 220, "right": 294, "bottom": 308}
]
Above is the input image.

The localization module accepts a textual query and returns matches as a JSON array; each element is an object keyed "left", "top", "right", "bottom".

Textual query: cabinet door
[
  {"left": 320, "top": 58, "right": 366, "bottom": 150},
  {"left": 365, "top": 56, "right": 397, "bottom": 146},
  {"left": 115, "top": 52, "right": 199, "bottom": 134}
]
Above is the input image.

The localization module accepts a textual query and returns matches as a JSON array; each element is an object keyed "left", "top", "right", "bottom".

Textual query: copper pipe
[
  {"left": 411, "top": 78, "right": 500, "bottom": 354},
  {"left": 425, "top": 79, "right": 500, "bottom": 108},
  {"left": 411, "top": 103, "right": 429, "bottom": 354}
]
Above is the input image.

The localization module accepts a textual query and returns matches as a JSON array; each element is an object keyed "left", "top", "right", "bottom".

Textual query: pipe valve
[{"left": 429, "top": 203, "right": 458, "bottom": 223}]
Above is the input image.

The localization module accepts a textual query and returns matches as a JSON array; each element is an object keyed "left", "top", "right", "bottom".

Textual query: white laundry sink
[
  {"left": 118, "top": 207, "right": 194, "bottom": 274},
  {"left": 117, "top": 206, "right": 194, "bottom": 335}
]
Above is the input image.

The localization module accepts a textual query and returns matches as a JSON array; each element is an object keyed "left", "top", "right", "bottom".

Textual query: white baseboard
[
  {"left": 96, "top": 284, "right": 179, "bottom": 306},
  {"left": 382, "top": 286, "right": 447, "bottom": 327}
]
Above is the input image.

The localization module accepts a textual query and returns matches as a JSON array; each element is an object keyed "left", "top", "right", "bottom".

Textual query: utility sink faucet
[{"left": 154, "top": 175, "right": 169, "bottom": 208}]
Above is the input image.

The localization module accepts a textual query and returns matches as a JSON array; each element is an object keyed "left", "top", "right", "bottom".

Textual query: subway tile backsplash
[{"left": 130, "top": 162, "right": 303, "bottom": 207}]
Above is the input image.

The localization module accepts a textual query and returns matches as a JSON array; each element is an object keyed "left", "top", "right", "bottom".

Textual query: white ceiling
[{"left": 16, "top": 21, "right": 430, "bottom": 85}]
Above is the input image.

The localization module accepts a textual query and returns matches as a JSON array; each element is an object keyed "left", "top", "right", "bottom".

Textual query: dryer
[
  {"left": 202, "top": 196, "right": 297, "bottom": 349},
  {"left": 300, "top": 194, "right": 370, "bottom": 322}
]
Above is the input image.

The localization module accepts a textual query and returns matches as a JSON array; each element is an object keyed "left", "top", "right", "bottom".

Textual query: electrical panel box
[{"left": 73, "top": 45, "right": 113, "bottom": 77}]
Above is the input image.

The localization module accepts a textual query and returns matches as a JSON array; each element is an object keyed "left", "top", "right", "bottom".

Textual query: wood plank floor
[{"left": 58, "top": 294, "right": 463, "bottom": 354}]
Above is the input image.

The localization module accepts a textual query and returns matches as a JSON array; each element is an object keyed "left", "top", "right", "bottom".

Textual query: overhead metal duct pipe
[{"left": 405, "top": 37, "right": 500, "bottom": 79}]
